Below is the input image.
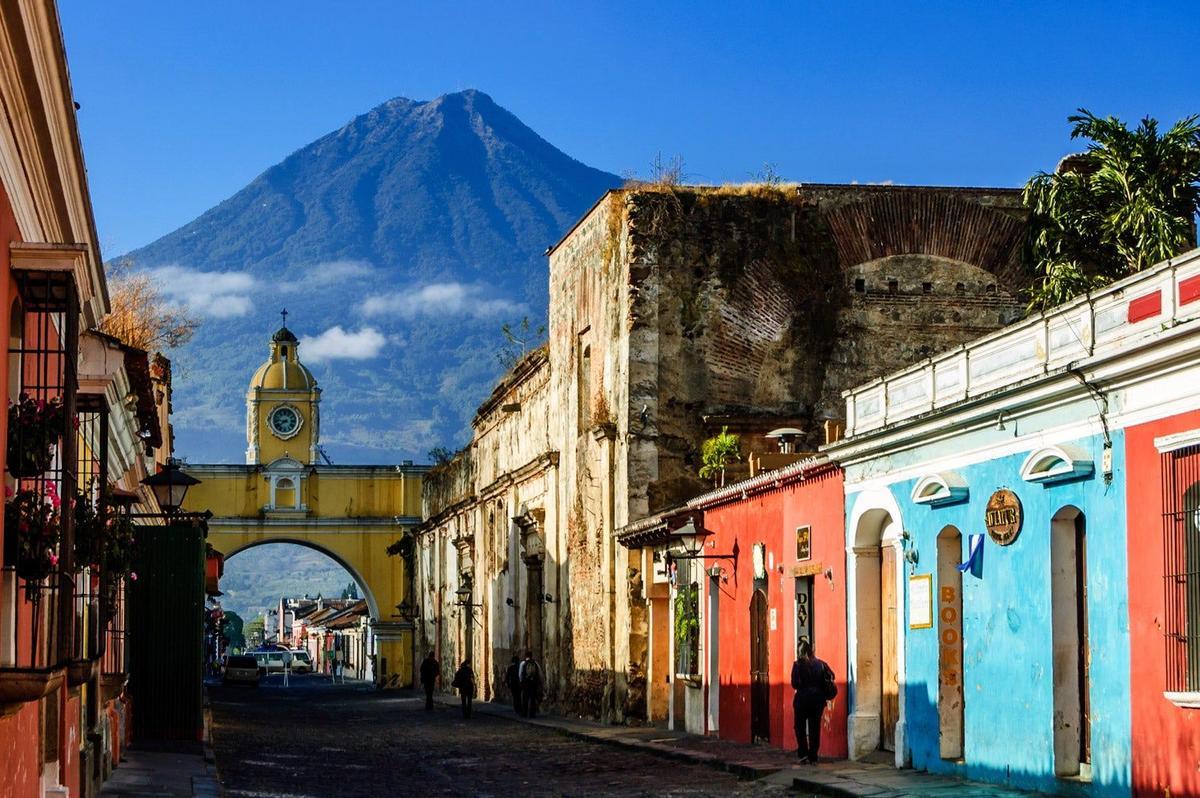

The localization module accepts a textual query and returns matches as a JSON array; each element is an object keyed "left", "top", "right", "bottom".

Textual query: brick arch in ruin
[{"left": 821, "top": 190, "right": 1030, "bottom": 294}]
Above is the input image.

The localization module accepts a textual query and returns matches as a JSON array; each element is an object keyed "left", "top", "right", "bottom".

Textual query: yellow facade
[{"left": 182, "top": 322, "right": 426, "bottom": 687}]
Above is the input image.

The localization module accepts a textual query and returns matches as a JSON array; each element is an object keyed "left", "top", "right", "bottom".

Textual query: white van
[
  {"left": 252, "top": 650, "right": 287, "bottom": 673},
  {"left": 289, "top": 650, "right": 313, "bottom": 674}
]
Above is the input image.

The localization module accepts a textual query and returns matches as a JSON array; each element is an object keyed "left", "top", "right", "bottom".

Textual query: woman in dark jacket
[
  {"left": 451, "top": 660, "right": 476, "bottom": 718},
  {"left": 791, "top": 641, "right": 834, "bottom": 763}
]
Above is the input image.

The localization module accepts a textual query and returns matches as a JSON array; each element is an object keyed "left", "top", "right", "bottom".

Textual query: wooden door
[
  {"left": 524, "top": 563, "right": 544, "bottom": 660},
  {"left": 880, "top": 544, "right": 899, "bottom": 752},
  {"left": 937, "top": 530, "right": 964, "bottom": 760},
  {"left": 1075, "top": 515, "right": 1090, "bottom": 766},
  {"left": 750, "top": 590, "right": 770, "bottom": 742}
]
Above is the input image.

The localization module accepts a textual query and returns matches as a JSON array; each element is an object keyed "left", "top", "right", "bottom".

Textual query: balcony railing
[{"left": 842, "top": 248, "right": 1200, "bottom": 436}]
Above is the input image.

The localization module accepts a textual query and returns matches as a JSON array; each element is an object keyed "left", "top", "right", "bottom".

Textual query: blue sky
[{"left": 61, "top": 1, "right": 1199, "bottom": 259}]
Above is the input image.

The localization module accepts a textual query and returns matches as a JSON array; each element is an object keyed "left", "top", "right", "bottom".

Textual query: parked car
[
  {"left": 289, "top": 650, "right": 314, "bottom": 674},
  {"left": 223, "top": 655, "right": 260, "bottom": 687}
]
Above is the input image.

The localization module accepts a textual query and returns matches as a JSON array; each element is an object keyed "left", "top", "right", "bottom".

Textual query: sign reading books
[{"left": 985, "top": 488, "right": 1022, "bottom": 545}]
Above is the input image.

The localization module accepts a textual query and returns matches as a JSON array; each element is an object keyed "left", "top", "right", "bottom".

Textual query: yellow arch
[{"left": 185, "top": 464, "right": 425, "bottom": 687}]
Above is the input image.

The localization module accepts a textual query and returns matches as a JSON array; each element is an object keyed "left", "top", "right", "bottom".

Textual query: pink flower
[
  {"left": 49, "top": 552, "right": 59, "bottom": 567},
  {"left": 130, "top": 572, "right": 138, "bottom": 581},
  {"left": 46, "top": 483, "right": 60, "bottom": 509}
]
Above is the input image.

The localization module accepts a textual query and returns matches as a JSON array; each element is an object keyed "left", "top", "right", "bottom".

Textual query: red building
[
  {"left": 1125, "top": 407, "right": 1200, "bottom": 797},
  {"left": 690, "top": 458, "right": 848, "bottom": 756}
]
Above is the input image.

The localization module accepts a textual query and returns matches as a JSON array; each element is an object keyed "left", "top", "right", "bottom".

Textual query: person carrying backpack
[
  {"left": 791, "top": 640, "right": 836, "bottom": 764},
  {"left": 519, "top": 650, "right": 543, "bottom": 718}
]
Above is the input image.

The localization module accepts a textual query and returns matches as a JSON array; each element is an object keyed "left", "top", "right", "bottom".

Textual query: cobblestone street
[{"left": 209, "top": 676, "right": 786, "bottom": 797}]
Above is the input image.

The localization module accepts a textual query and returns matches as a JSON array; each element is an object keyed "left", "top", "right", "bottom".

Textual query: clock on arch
[{"left": 268, "top": 404, "right": 303, "bottom": 440}]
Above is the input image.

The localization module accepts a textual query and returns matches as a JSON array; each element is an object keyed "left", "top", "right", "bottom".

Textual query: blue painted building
[{"left": 820, "top": 250, "right": 1200, "bottom": 795}]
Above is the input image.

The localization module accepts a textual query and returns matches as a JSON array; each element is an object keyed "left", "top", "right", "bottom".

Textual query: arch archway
[
  {"left": 846, "top": 488, "right": 907, "bottom": 764},
  {"left": 219, "top": 538, "right": 380, "bottom": 621}
]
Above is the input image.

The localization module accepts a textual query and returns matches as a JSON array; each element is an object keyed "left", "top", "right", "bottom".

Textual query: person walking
[
  {"left": 518, "top": 650, "right": 543, "bottom": 718},
  {"left": 419, "top": 651, "right": 439, "bottom": 711},
  {"left": 505, "top": 655, "right": 525, "bottom": 716},
  {"left": 451, "top": 659, "right": 476, "bottom": 719},
  {"left": 791, "top": 640, "right": 835, "bottom": 763}
]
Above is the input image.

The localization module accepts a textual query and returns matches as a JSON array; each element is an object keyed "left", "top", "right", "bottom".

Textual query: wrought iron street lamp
[
  {"left": 665, "top": 517, "right": 739, "bottom": 568},
  {"left": 141, "top": 458, "right": 199, "bottom": 514},
  {"left": 135, "top": 458, "right": 212, "bottom": 522}
]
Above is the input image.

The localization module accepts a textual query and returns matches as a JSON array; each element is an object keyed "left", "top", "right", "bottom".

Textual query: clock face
[{"left": 269, "top": 406, "right": 301, "bottom": 438}]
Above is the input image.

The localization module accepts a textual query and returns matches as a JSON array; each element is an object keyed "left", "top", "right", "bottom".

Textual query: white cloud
[
  {"left": 360, "top": 282, "right": 525, "bottom": 319},
  {"left": 300, "top": 326, "right": 387, "bottom": 362},
  {"left": 146, "top": 264, "right": 257, "bottom": 318},
  {"left": 282, "top": 260, "right": 376, "bottom": 293}
]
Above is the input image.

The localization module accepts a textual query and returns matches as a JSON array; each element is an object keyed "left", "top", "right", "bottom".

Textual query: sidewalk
[
  {"left": 437, "top": 694, "right": 1053, "bottom": 797},
  {"left": 97, "top": 742, "right": 218, "bottom": 797},
  {"left": 99, "top": 696, "right": 219, "bottom": 797}
]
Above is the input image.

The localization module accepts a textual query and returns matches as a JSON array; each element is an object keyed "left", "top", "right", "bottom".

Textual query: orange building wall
[
  {"left": 701, "top": 466, "right": 848, "bottom": 756},
  {"left": 1125, "top": 409, "right": 1200, "bottom": 797}
]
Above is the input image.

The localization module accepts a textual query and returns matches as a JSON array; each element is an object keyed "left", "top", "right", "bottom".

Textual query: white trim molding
[
  {"left": 1154, "top": 429, "right": 1200, "bottom": 455},
  {"left": 1164, "top": 691, "right": 1200, "bottom": 709},
  {"left": 1020, "top": 444, "right": 1094, "bottom": 484},
  {"left": 910, "top": 472, "right": 968, "bottom": 507}
]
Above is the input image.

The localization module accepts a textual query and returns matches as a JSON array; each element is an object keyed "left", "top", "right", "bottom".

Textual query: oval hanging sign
[{"left": 985, "top": 489, "right": 1022, "bottom": 546}]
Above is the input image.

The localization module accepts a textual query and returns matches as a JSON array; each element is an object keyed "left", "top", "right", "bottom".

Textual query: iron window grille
[
  {"left": 1, "top": 269, "right": 79, "bottom": 674},
  {"left": 1162, "top": 443, "right": 1200, "bottom": 692}
]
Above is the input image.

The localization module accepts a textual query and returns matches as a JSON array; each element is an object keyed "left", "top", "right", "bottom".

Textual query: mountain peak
[{"left": 119, "top": 92, "right": 620, "bottom": 464}]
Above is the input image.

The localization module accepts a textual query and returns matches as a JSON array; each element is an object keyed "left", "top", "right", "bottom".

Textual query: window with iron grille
[{"left": 1162, "top": 443, "right": 1200, "bottom": 692}]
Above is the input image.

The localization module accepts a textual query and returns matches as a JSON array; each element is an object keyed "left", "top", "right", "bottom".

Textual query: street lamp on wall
[{"left": 665, "top": 517, "right": 739, "bottom": 569}]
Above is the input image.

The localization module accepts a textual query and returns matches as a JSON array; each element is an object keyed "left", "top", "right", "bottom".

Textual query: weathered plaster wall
[{"left": 415, "top": 352, "right": 561, "bottom": 702}]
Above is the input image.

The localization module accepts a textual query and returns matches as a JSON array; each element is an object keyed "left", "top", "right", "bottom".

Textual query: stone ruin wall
[
  {"left": 419, "top": 183, "right": 1034, "bottom": 722},
  {"left": 620, "top": 185, "right": 1031, "bottom": 516}
]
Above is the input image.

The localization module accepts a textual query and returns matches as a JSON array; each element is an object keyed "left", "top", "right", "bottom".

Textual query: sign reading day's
[{"left": 985, "top": 489, "right": 1022, "bottom": 546}]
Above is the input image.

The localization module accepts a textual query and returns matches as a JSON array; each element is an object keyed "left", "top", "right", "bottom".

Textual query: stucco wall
[
  {"left": 884, "top": 435, "right": 1131, "bottom": 796},
  {"left": 702, "top": 467, "right": 849, "bottom": 757},
  {"left": 1124, "top": 409, "right": 1200, "bottom": 798}
]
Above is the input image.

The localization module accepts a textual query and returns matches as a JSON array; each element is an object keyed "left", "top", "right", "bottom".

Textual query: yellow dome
[
  {"left": 249, "top": 358, "right": 316, "bottom": 391},
  {"left": 249, "top": 325, "right": 317, "bottom": 392}
]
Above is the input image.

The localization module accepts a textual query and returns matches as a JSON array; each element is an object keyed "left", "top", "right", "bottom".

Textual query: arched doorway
[
  {"left": 1051, "top": 506, "right": 1090, "bottom": 778},
  {"left": 936, "top": 525, "right": 964, "bottom": 760},
  {"left": 848, "top": 490, "right": 905, "bottom": 762},
  {"left": 749, "top": 589, "right": 769, "bottom": 742}
]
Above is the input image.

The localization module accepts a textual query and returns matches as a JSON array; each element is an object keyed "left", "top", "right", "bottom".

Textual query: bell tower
[{"left": 246, "top": 311, "right": 321, "bottom": 465}]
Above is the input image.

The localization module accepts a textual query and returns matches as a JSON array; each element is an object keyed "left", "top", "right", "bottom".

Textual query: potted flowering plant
[
  {"left": 3, "top": 487, "right": 62, "bottom": 594},
  {"left": 72, "top": 485, "right": 103, "bottom": 571},
  {"left": 6, "top": 393, "right": 64, "bottom": 477},
  {"left": 100, "top": 510, "right": 136, "bottom": 622}
]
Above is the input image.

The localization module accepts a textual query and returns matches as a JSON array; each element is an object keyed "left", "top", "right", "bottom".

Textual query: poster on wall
[
  {"left": 796, "top": 526, "right": 811, "bottom": 560},
  {"left": 908, "top": 573, "right": 933, "bottom": 629}
]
